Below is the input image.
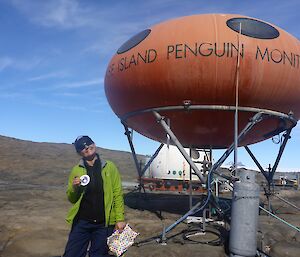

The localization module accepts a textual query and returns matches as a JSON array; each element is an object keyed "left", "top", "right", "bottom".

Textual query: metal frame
[
  {"left": 244, "top": 128, "right": 294, "bottom": 212},
  {"left": 121, "top": 104, "right": 297, "bottom": 122},
  {"left": 122, "top": 121, "right": 164, "bottom": 192},
  {"left": 121, "top": 104, "right": 297, "bottom": 241},
  {"left": 244, "top": 128, "right": 293, "bottom": 186}
]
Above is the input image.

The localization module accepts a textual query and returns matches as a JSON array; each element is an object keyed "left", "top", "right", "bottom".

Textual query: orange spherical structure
[{"left": 105, "top": 14, "right": 300, "bottom": 148}]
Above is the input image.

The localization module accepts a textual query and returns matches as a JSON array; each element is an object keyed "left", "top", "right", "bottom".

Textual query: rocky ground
[
  {"left": 0, "top": 135, "right": 299, "bottom": 257},
  {"left": 0, "top": 182, "right": 299, "bottom": 257}
]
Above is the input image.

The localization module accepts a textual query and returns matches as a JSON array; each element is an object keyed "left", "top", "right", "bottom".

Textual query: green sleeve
[
  {"left": 111, "top": 163, "right": 125, "bottom": 222},
  {"left": 66, "top": 166, "right": 83, "bottom": 204}
]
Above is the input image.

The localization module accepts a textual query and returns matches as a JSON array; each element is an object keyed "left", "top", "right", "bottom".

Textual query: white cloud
[
  {"left": 31, "top": 98, "right": 107, "bottom": 113},
  {"left": 0, "top": 86, "right": 106, "bottom": 113},
  {"left": 0, "top": 57, "right": 14, "bottom": 71},
  {"left": 0, "top": 56, "right": 41, "bottom": 71},
  {"left": 10, "top": 0, "right": 95, "bottom": 29},
  {"left": 0, "top": 92, "right": 24, "bottom": 99},
  {"left": 54, "top": 92, "right": 80, "bottom": 97},
  {"left": 55, "top": 78, "right": 104, "bottom": 89},
  {"left": 28, "top": 71, "right": 69, "bottom": 81}
]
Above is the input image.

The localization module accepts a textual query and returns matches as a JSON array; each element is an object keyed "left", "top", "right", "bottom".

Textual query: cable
[
  {"left": 271, "top": 135, "right": 280, "bottom": 144},
  {"left": 135, "top": 224, "right": 225, "bottom": 247},
  {"left": 181, "top": 225, "right": 223, "bottom": 246},
  {"left": 256, "top": 248, "right": 272, "bottom": 257}
]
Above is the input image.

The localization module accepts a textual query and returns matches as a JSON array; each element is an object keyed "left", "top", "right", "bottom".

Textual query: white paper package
[{"left": 107, "top": 224, "right": 139, "bottom": 256}]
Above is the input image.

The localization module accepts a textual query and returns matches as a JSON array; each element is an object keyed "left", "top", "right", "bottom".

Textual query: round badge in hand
[{"left": 80, "top": 175, "right": 90, "bottom": 186}]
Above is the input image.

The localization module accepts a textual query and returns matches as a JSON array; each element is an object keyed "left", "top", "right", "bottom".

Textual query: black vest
[{"left": 77, "top": 156, "right": 105, "bottom": 224}]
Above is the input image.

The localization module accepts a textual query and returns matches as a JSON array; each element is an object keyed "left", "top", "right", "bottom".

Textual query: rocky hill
[{"left": 0, "top": 135, "right": 142, "bottom": 186}]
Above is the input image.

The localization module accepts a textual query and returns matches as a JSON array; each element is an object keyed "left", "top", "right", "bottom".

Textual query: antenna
[{"left": 234, "top": 22, "right": 242, "bottom": 174}]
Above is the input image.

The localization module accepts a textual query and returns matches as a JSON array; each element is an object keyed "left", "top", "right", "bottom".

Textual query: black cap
[{"left": 74, "top": 136, "right": 94, "bottom": 153}]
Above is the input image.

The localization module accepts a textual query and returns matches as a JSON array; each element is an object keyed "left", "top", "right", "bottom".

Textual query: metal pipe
[
  {"left": 270, "top": 128, "right": 293, "bottom": 180},
  {"left": 164, "top": 197, "right": 206, "bottom": 234},
  {"left": 215, "top": 178, "right": 219, "bottom": 197},
  {"left": 189, "top": 147, "right": 193, "bottom": 210},
  {"left": 141, "top": 143, "right": 164, "bottom": 176},
  {"left": 121, "top": 105, "right": 297, "bottom": 126},
  {"left": 230, "top": 169, "right": 260, "bottom": 257},
  {"left": 234, "top": 22, "right": 242, "bottom": 173},
  {"left": 259, "top": 206, "right": 300, "bottom": 232},
  {"left": 273, "top": 194, "right": 300, "bottom": 211},
  {"left": 244, "top": 146, "right": 268, "bottom": 179},
  {"left": 122, "top": 122, "right": 142, "bottom": 178},
  {"left": 212, "top": 112, "right": 264, "bottom": 174},
  {"left": 153, "top": 111, "right": 206, "bottom": 183}
]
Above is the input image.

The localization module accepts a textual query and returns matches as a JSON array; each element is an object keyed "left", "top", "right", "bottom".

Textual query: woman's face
[{"left": 80, "top": 143, "right": 96, "bottom": 161}]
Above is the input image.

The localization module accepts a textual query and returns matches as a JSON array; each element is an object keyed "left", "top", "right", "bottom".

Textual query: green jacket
[{"left": 66, "top": 158, "right": 125, "bottom": 226}]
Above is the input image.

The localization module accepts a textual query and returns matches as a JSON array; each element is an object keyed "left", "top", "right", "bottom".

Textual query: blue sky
[{"left": 0, "top": 0, "right": 299, "bottom": 171}]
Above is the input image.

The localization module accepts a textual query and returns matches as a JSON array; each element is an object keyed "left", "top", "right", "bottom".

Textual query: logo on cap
[{"left": 74, "top": 135, "right": 94, "bottom": 153}]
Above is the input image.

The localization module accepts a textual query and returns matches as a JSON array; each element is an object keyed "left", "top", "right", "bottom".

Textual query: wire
[
  {"left": 135, "top": 224, "right": 224, "bottom": 247},
  {"left": 259, "top": 206, "right": 300, "bottom": 232},
  {"left": 256, "top": 249, "right": 272, "bottom": 257},
  {"left": 181, "top": 225, "right": 223, "bottom": 246},
  {"left": 271, "top": 135, "right": 281, "bottom": 144}
]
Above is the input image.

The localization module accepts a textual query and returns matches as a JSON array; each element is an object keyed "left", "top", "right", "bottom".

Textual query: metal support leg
[
  {"left": 247, "top": 128, "right": 293, "bottom": 188},
  {"left": 153, "top": 111, "right": 206, "bottom": 183},
  {"left": 244, "top": 146, "right": 268, "bottom": 178},
  {"left": 270, "top": 128, "right": 293, "bottom": 180},
  {"left": 245, "top": 128, "right": 294, "bottom": 213},
  {"left": 245, "top": 145, "right": 273, "bottom": 213},
  {"left": 164, "top": 196, "right": 207, "bottom": 235},
  {"left": 211, "top": 112, "right": 264, "bottom": 178},
  {"left": 189, "top": 147, "right": 193, "bottom": 210},
  {"left": 122, "top": 122, "right": 144, "bottom": 192},
  {"left": 273, "top": 194, "right": 300, "bottom": 211},
  {"left": 141, "top": 143, "right": 164, "bottom": 176},
  {"left": 123, "top": 123, "right": 166, "bottom": 193}
]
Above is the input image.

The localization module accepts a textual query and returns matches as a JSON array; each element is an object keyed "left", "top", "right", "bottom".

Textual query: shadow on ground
[{"left": 124, "top": 191, "right": 205, "bottom": 217}]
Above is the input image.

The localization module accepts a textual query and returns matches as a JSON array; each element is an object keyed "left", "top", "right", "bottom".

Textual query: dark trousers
[{"left": 63, "top": 219, "right": 114, "bottom": 257}]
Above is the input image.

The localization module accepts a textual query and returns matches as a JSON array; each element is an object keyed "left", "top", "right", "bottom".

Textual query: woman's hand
[
  {"left": 72, "top": 176, "right": 81, "bottom": 189},
  {"left": 115, "top": 221, "right": 126, "bottom": 232}
]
